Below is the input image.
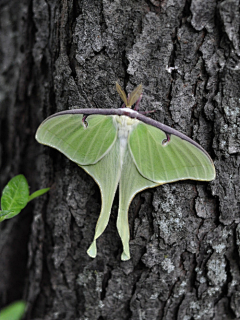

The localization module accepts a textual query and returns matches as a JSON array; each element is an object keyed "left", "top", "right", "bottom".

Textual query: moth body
[
  {"left": 113, "top": 115, "right": 139, "bottom": 167},
  {"left": 118, "top": 107, "right": 139, "bottom": 117}
]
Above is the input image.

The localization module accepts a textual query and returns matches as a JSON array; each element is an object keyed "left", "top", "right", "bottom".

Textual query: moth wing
[
  {"left": 36, "top": 114, "right": 117, "bottom": 165},
  {"left": 129, "top": 122, "right": 216, "bottom": 183}
]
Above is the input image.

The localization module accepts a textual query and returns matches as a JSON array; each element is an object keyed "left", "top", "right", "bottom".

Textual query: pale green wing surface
[
  {"left": 36, "top": 114, "right": 117, "bottom": 165},
  {"left": 117, "top": 146, "right": 159, "bottom": 260},
  {"left": 82, "top": 139, "right": 122, "bottom": 258},
  {"left": 129, "top": 123, "right": 216, "bottom": 183}
]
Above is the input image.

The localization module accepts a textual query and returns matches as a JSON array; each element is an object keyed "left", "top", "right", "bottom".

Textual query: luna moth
[{"left": 35, "top": 83, "right": 215, "bottom": 261}]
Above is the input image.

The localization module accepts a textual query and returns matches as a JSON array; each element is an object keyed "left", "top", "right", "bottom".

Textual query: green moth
[{"left": 35, "top": 83, "right": 215, "bottom": 260}]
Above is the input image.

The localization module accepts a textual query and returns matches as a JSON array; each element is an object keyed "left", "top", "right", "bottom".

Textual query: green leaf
[
  {"left": 0, "top": 210, "right": 19, "bottom": 222},
  {"left": 0, "top": 175, "right": 50, "bottom": 223},
  {"left": 1, "top": 175, "right": 29, "bottom": 212},
  {"left": 28, "top": 188, "right": 50, "bottom": 202},
  {"left": 0, "top": 301, "right": 26, "bottom": 320}
]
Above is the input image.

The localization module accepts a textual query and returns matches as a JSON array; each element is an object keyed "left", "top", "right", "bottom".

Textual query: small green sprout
[
  {"left": 0, "top": 301, "right": 26, "bottom": 320},
  {"left": 0, "top": 174, "right": 49, "bottom": 222}
]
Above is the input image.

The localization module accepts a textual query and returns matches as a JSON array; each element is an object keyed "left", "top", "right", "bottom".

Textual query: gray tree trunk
[{"left": 1, "top": 0, "right": 240, "bottom": 319}]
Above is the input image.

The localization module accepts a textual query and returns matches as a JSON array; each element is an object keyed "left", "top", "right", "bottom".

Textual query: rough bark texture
[{"left": 0, "top": 0, "right": 240, "bottom": 319}]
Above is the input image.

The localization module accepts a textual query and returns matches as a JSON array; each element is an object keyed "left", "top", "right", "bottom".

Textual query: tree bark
[{"left": 1, "top": 0, "right": 240, "bottom": 319}]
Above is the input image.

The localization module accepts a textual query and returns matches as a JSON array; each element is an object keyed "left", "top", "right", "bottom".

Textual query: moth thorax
[{"left": 113, "top": 115, "right": 139, "bottom": 140}]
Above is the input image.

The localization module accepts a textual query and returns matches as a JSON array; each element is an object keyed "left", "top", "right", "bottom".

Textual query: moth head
[{"left": 116, "top": 82, "right": 142, "bottom": 108}]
